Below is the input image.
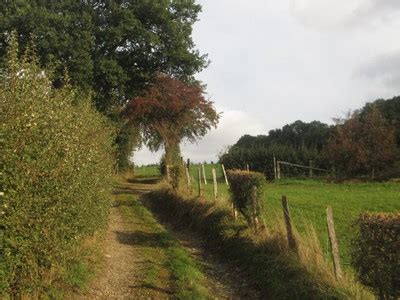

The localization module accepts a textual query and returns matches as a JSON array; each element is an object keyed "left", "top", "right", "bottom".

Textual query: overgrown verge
[
  {"left": 117, "top": 194, "right": 210, "bottom": 299},
  {"left": 145, "top": 186, "right": 372, "bottom": 299},
  {"left": 0, "top": 36, "right": 114, "bottom": 297}
]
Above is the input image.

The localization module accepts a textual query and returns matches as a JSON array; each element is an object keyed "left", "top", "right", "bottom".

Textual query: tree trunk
[
  {"left": 164, "top": 140, "right": 184, "bottom": 190},
  {"left": 164, "top": 140, "right": 181, "bottom": 167}
]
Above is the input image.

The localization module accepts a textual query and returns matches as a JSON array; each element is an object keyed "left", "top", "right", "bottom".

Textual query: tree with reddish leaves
[
  {"left": 325, "top": 106, "right": 398, "bottom": 179},
  {"left": 123, "top": 73, "right": 219, "bottom": 184}
]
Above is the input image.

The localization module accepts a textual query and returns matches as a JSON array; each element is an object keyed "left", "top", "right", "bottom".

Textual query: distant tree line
[{"left": 219, "top": 96, "right": 400, "bottom": 180}]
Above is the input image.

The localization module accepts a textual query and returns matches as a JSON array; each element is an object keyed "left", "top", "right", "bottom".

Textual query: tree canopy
[
  {"left": 0, "top": 0, "right": 208, "bottom": 113},
  {"left": 123, "top": 73, "right": 219, "bottom": 159},
  {"left": 326, "top": 106, "right": 398, "bottom": 179},
  {"left": 235, "top": 120, "right": 331, "bottom": 151}
]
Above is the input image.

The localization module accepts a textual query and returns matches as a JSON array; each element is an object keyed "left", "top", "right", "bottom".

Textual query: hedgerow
[
  {"left": 226, "top": 170, "right": 265, "bottom": 229},
  {"left": 352, "top": 212, "right": 400, "bottom": 299},
  {"left": 0, "top": 36, "right": 114, "bottom": 296}
]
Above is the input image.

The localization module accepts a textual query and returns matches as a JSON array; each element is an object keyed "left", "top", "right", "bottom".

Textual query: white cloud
[{"left": 290, "top": 0, "right": 400, "bottom": 29}]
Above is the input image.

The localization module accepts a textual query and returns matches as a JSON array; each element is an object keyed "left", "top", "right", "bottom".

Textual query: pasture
[{"left": 135, "top": 163, "right": 400, "bottom": 266}]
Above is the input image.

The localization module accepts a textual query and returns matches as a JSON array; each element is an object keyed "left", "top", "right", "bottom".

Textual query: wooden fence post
[
  {"left": 185, "top": 166, "right": 191, "bottom": 192},
  {"left": 273, "top": 155, "right": 277, "bottom": 180},
  {"left": 326, "top": 206, "right": 343, "bottom": 280},
  {"left": 246, "top": 164, "right": 250, "bottom": 172},
  {"left": 309, "top": 160, "right": 313, "bottom": 178},
  {"left": 197, "top": 168, "right": 202, "bottom": 197},
  {"left": 232, "top": 203, "right": 238, "bottom": 220},
  {"left": 166, "top": 165, "right": 170, "bottom": 183},
  {"left": 212, "top": 168, "right": 218, "bottom": 203},
  {"left": 187, "top": 158, "right": 190, "bottom": 171},
  {"left": 221, "top": 164, "right": 229, "bottom": 185},
  {"left": 277, "top": 161, "right": 281, "bottom": 180},
  {"left": 201, "top": 164, "right": 207, "bottom": 185},
  {"left": 251, "top": 186, "right": 259, "bottom": 230},
  {"left": 281, "top": 196, "right": 297, "bottom": 251}
]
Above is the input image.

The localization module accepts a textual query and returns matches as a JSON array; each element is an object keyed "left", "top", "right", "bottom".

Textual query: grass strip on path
[{"left": 116, "top": 183, "right": 211, "bottom": 299}]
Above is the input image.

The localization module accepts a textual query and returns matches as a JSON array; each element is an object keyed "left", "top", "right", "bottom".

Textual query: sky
[{"left": 134, "top": 0, "right": 400, "bottom": 165}]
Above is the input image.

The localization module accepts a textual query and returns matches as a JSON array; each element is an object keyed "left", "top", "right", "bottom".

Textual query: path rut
[{"left": 81, "top": 178, "right": 257, "bottom": 299}]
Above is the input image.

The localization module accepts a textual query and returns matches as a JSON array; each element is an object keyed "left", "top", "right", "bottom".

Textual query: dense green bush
[
  {"left": 226, "top": 170, "right": 266, "bottom": 229},
  {"left": 352, "top": 212, "right": 400, "bottom": 299},
  {"left": 0, "top": 37, "right": 114, "bottom": 296}
]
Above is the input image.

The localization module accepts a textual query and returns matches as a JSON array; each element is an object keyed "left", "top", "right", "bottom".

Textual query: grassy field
[
  {"left": 135, "top": 164, "right": 400, "bottom": 266},
  {"left": 263, "top": 180, "right": 400, "bottom": 266},
  {"left": 134, "top": 163, "right": 225, "bottom": 181},
  {"left": 134, "top": 165, "right": 161, "bottom": 177}
]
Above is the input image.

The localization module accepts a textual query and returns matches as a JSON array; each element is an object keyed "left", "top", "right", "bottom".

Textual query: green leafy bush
[
  {"left": 226, "top": 170, "right": 266, "bottom": 229},
  {"left": 352, "top": 212, "right": 400, "bottom": 299},
  {"left": 0, "top": 36, "right": 114, "bottom": 296}
]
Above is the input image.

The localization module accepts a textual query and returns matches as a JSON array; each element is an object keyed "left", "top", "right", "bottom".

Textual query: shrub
[
  {"left": 351, "top": 212, "right": 400, "bottom": 299},
  {"left": 226, "top": 170, "right": 266, "bottom": 229},
  {"left": 0, "top": 36, "right": 114, "bottom": 296}
]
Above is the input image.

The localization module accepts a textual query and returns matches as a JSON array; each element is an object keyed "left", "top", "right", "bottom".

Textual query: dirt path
[
  {"left": 166, "top": 226, "right": 260, "bottom": 300},
  {"left": 81, "top": 178, "right": 257, "bottom": 299},
  {"left": 81, "top": 178, "right": 171, "bottom": 299},
  {"left": 84, "top": 206, "right": 148, "bottom": 299}
]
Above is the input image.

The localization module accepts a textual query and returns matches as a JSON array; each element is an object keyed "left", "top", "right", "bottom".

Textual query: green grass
[
  {"left": 134, "top": 165, "right": 161, "bottom": 177},
  {"left": 263, "top": 180, "right": 400, "bottom": 266},
  {"left": 134, "top": 163, "right": 227, "bottom": 183},
  {"left": 137, "top": 163, "right": 399, "bottom": 268},
  {"left": 189, "top": 173, "right": 400, "bottom": 267},
  {"left": 188, "top": 163, "right": 226, "bottom": 183},
  {"left": 64, "top": 260, "right": 95, "bottom": 291},
  {"left": 117, "top": 189, "right": 210, "bottom": 299}
]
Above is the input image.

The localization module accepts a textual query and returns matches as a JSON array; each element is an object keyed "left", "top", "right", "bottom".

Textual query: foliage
[
  {"left": 159, "top": 155, "right": 167, "bottom": 176},
  {"left": 123, "top": 74, "right": 219, "bottom": 187},
  {"left": 351, "top": 212, "right": 400, "bottom": 299},
  {"left": 114, "top": 121, "right": 141, "bottom": 171},
  {"left": 0, "top": 36, "right": 114, "bottom": 296},
  {"left": 359, "top": 96, "right": 400, "bottom": 147},
  {"left": 124, "top": 74, "right": 219, "bottom": 152},
  {"left": 325, "top": 106, "right": 398, "bottom": 179},
  {"left": 219, "top": 120, "right": 332, "bottom": 179},
  {"left": 235, "top": 120, "right": 331, "bottom": 151},
  {"left": 226, "top": 170, "right": 266, "bottom": 229},
  {"left": 0, "top": 0, "right": 208, "bottom": 113},
  {"left": 0, "top": 1, "right": 208, "bottom": 168}
]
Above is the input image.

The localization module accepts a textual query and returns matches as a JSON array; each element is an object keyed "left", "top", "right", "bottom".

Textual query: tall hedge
[
  {"left": 0, "top": 37, "right": 115, "bottom": 295},
  {"left": 351, "top": 212, "right": 400, "bottom": 299}
]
